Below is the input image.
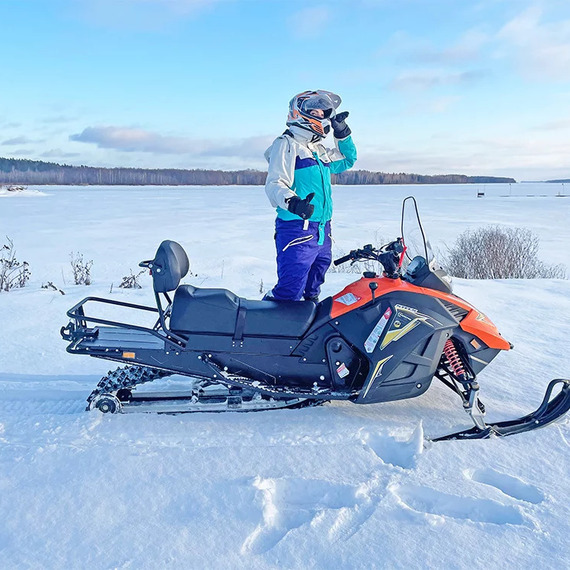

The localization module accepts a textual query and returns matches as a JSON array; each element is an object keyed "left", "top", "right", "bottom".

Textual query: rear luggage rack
[{"left": 61, "top": 296, "right": 187, "bottom": 349}]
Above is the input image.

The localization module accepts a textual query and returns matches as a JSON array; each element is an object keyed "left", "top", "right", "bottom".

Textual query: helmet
[{"left": 286, "top": 90, "right": 342, "bottom": 138}]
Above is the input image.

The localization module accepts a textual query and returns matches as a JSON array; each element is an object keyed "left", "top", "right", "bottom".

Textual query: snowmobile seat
[
  {"left": 170, "top": 285, "right": 317, "bottom": 338},
  {"left": 240, "top": 298, "right": 317, "bottom": 337},
  {"left": 170, "top": 286, "right": 240, "bottom": 335}
]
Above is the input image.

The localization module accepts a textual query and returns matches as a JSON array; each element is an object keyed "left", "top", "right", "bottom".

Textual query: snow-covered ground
[{"left": 0, "top": 183, "right": 569, "bottom": 569}]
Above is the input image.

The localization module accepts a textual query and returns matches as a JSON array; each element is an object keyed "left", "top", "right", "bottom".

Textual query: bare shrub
[
  {"left": 70, "top": 252, "right": 93, "bottom": 285},
  {"left": 42, "top": 281, "right": 65, "bottom": 295},
  {"left": 441, "top": 226, "right": 567, "bottom": 279},
  {"left": 119, "top": 269, "right": 146, "bottom": 289},
  {"left": 0, "top": 237, "right": 31, "bottom": 292}
]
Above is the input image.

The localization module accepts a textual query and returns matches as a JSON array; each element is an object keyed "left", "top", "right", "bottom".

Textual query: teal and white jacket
[{"left": 264, "top": 126, "right": 357, "bottom": 243}]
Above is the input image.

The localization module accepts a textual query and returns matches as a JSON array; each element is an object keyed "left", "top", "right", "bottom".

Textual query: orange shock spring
[{"left": 443, "top": 339, "right": 467, "bottom": 382}]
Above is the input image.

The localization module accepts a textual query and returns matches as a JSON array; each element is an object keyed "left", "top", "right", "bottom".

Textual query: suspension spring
[{"left": 443, "top": 339, "right": 467, "bottom": 382}]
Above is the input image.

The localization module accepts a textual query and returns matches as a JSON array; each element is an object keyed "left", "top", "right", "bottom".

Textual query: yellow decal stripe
[{"left": 362, "top": 355, "right": 394, "bottom": 399}]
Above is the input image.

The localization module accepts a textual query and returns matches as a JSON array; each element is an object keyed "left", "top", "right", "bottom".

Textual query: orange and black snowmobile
[{"left": 61, "top": 197, "right": 570, "bottom": 439}]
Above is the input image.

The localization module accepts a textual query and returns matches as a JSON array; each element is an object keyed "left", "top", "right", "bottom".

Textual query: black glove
[
  {"left": 287, "top": 192, "right": 315, "bottom": 220},
  {"left": 331, "top": 111, "right": 351, "bottom": 139}
]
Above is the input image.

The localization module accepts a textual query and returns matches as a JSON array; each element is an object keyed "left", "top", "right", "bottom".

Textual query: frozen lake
[{"left": 0, "top": 182, "right": 568, "bottom": 569}]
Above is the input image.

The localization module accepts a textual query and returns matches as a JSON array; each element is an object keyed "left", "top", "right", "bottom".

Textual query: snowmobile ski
[{"left": 431, "top": 378, "right": 570, "bottom": 441}]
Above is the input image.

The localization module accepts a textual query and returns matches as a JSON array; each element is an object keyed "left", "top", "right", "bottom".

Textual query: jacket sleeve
[
  {"left": 327, "top": 136, "right": 357, "bottom": 174},
  {"left": 265, "top": 136, "right": 297, "bottom": 210}
]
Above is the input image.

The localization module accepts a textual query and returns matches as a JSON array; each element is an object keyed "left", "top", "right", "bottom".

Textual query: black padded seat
[
  {"left": 170, "top": 285, "right": 317, "bottom": 338},
  {"left": 170, "top": 285, "right": 239, "bottom": 335},
  {"left": 240, "top": 299, "right": 317, "bottom": 337}
]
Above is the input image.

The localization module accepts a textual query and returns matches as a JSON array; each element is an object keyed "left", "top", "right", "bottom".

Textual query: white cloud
[
  {"left": 70, "top": 125, "right": 273, "bottom": 161},
  {"left": 389, "top": 69, "right": 488, "bottom": 91},
  {"left": 41, "top": 116, "right": 77, "bottom": 124},
  {"left": 381, "top": 6, "right": 570, "bottom": 91},
  {"left": 532, "top": 119, "right": 570, "bottom": 131},
  {"left": 288, "top": 6, "right": 332, "bottom": 39},
  {"left": 356, "top": 131, "right": 570, "bottom": 180},
  {"left": 1, "top": 136, "right": 45, "bottom": 146},
  {"left": 2, "top": 136, "right": 33, "bottom": 146},
  {"left": 497, "top": 6, "right": 570, "bottom": 80},
  {"left": 425, "top": 95, "right": 462, "bottom": 113},
  {"left": 75, "top": 0, "right": 225, "bottom": 30},
  {"left": 40, "top": 149, "right": 82, "bottom": 159},
  {"left": 384, "top": 29, "right": 490, "bottom": 65}
]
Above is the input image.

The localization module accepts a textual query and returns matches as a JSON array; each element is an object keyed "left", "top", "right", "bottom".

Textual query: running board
[{"left": 432, "top": 379, "right": 570, "bottom": 441}]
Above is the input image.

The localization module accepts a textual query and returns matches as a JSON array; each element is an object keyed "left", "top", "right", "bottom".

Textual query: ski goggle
[{"left": 299, "top": 95, "right": 334, "bottom": 118}]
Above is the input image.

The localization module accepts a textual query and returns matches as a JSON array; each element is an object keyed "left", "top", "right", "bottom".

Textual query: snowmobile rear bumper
[{"left": 432, "top": 379, "right": 570, "bottom": 441}]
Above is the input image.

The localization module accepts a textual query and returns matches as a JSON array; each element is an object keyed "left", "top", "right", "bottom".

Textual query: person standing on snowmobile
[{"left": 264, "top": 90, "right": 357, "bottom": 301}]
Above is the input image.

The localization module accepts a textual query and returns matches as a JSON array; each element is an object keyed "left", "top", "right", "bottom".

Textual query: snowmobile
[{"left": 60, "top": 197, "right": 570, "bottom": 440}]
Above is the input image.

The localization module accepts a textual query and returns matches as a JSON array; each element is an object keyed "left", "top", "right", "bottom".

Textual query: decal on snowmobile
[
  {"left": 470, "top": 338, "right": 481, "bottom": 349},
  {"left": 336, "top": 292, "right": 361, "bottom": 306},
  {"left": 380, "top": 304, "right": 441, "bottom": 350},
  {"left": 336, "top": 363, "right": 350, "bottom": 378},
  {"left": 362, "top": 355, "right": 394, "bottom": 399},
  {"left": 364, "top": 307, "right": 392, "bottom": 353}
]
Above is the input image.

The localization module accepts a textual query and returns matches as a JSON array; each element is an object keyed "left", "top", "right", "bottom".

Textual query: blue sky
[{"left": 1, "top": 0, "right": 570, "bottom": 180}]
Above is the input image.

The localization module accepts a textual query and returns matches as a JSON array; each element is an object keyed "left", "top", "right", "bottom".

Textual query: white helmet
[{"left": 286, "top": 90, "right": 342, "bottom": 138}]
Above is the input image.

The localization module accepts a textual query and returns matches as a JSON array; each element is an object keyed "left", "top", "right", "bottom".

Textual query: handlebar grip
[{"left": 334, "top": 253, "right": 353, "bottom": 266}]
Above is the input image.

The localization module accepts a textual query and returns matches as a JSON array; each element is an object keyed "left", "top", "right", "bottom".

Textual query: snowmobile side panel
[
  {"left": 213, "top": 352, "right": 331, "bottom": 388},
  {"left": 325, "top": 337, "right": 364, "bottom": 391},
  {"left": 458, "top": 310, "right": 511, "bottom": 350},
  {"left": 360, "top": 330, "right": 450, "bottom": 403},
  {"left": 330, "top": 291, "right": 458, "bottom": 404},
  {"left": 330, "top": 276, "right": 511, "bottom": 351}
]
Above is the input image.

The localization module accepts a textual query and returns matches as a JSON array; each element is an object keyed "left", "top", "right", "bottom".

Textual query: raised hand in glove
[
  {"left": 287, "top": 192, "right": 315, "bottom": 220},
  {"left": 331, "top": 111, "right": 351, "bottom": 139}
]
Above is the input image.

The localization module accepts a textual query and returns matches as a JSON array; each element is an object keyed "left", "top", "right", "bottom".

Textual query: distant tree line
[
  {"left": 0, "top": 157, "right": 515, "bottom": 186},
  {"left": 334, "top": 170, "right": 515, "bottom": 185}
]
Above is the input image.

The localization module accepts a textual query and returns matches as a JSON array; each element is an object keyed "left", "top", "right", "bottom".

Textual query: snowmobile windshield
[{"left": 400, "top": 196, "right": 435, "bottom": 265}]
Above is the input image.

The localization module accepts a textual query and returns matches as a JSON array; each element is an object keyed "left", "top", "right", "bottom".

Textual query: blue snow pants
[{"left": 270, "top": 219, "right": 332, "bottom": 301}]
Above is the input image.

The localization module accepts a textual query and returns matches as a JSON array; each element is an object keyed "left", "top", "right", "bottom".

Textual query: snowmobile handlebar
[{"left": 333, "top": 239, "right": 405, "bottom": 271}]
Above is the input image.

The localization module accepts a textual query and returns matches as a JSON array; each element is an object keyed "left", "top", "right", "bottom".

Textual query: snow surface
[{"left": 0, "top": 183, "right": 569, "bottom": 569}]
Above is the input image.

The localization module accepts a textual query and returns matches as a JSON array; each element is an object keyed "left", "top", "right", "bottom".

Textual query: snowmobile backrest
[{"left": 150, "top": 240, "right": 190, "bottom": 293}]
